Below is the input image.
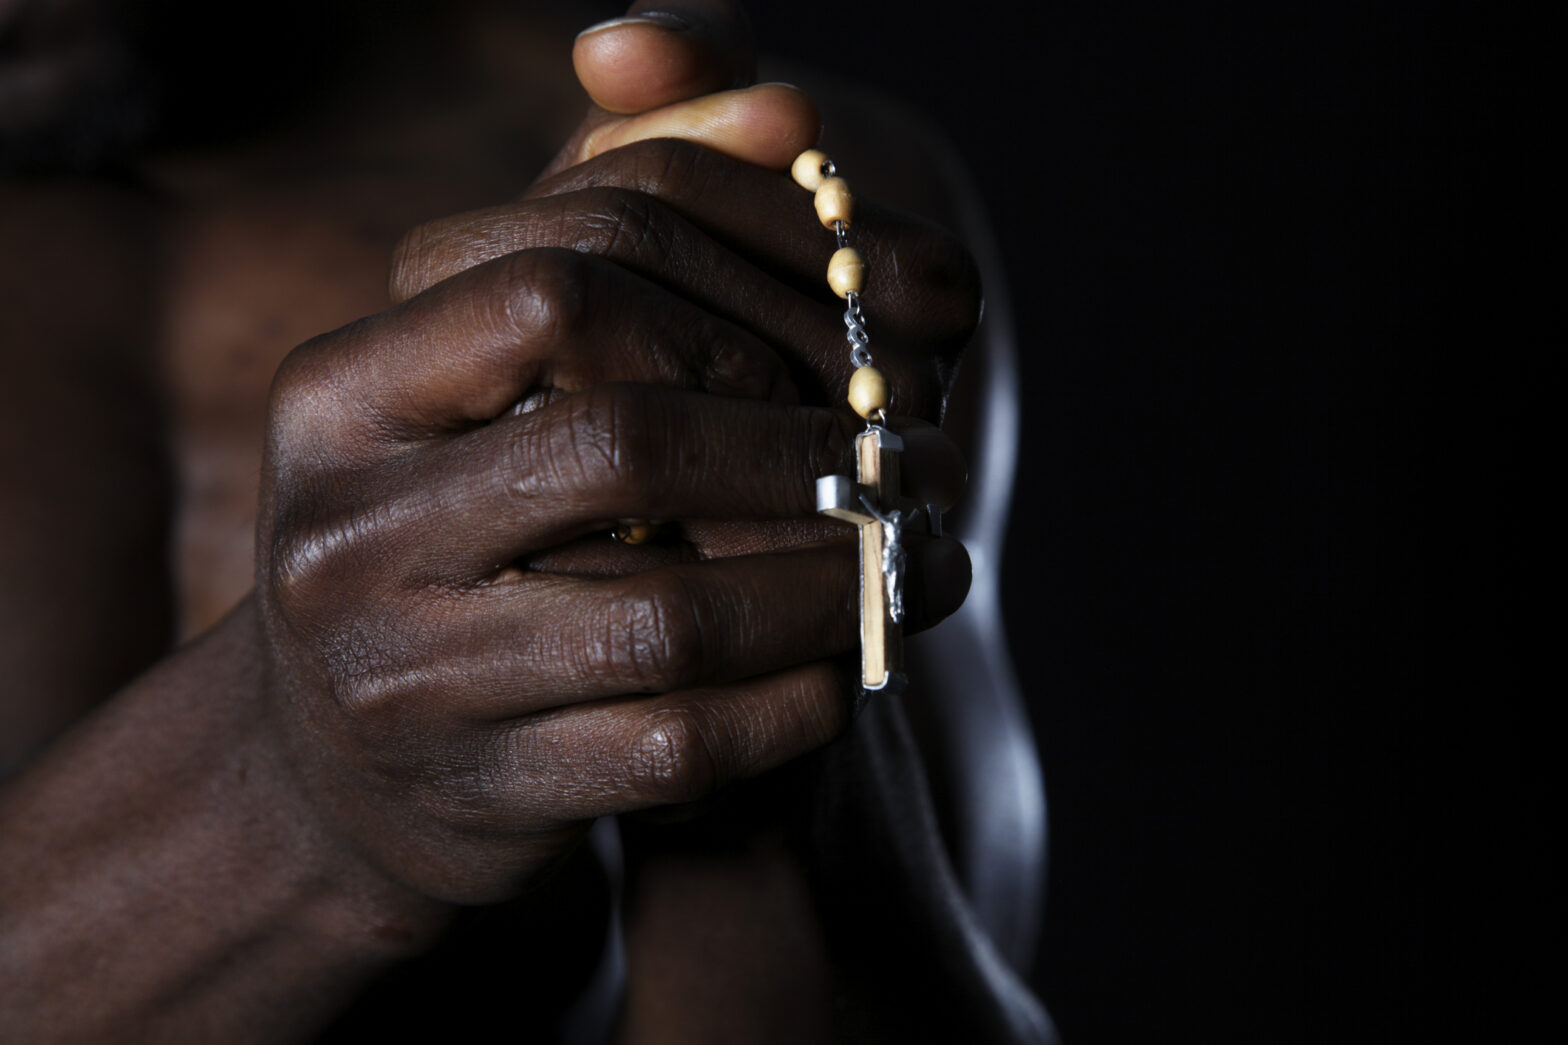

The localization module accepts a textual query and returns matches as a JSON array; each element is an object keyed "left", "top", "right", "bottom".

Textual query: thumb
[
  {"left": 573, "top": 1, "right": 756, "bottom": 115},
  {"left": 537, "top": 2, "right": 817, "bottom": 180}
]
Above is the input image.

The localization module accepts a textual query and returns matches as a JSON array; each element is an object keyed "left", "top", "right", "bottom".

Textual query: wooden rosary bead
[
  {"left": 613, "top": 521, "right": 656, "bottom": 544},
  {"left": 814, "top": 177, "right": 853, "bottom": 229},
  {"left": 827, "top": 247, "right": 866, "bottom": 298},
  {"left": 847, "top": 365, "right": 890, "bottom": 420},
  {"left": 791, "top": 149, "right": 831, "bottom": 191}
]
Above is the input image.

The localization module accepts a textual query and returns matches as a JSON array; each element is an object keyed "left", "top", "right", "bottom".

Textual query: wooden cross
[{"left": 817, "top": 425, "right": 929, "bottom": 694}]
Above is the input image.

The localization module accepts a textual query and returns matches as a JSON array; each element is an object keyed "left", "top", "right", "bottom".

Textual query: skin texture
[{"left": 0, "top": 1, "right": 983, "bottom": 1039}]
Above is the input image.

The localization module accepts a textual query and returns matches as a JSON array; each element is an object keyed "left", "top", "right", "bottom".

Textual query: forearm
[{"left": 0, "top": 599, "right": 449, "bottom": 1042}]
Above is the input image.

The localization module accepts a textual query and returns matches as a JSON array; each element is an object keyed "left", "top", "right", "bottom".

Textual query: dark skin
[{"left": 0, "top": 1, "right": 986, "bottom": 1039}]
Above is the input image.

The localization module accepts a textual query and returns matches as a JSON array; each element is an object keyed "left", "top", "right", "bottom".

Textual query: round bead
[
  {"left": 791, "top": 149, "right": 832, "bottom": 192},
  {"left": 826, "top": 247, "right": 865, "bottom": 298},
  {"left": 814, "top": 177, "right": 853, "bottom": 229},
  {"left": 613, "top": 521, "right": 656, "bottom": 545},
  {"left": 847, "top": 365, "right": 890, "bottom": 420}
]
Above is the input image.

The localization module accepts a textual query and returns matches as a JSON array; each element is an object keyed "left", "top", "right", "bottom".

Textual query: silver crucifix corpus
[
  {"left": 816, "top": 425, "right": 923, "bottom": 693},
  {"left": 858, "top": 492, "right": 910, "bottom": 624}
]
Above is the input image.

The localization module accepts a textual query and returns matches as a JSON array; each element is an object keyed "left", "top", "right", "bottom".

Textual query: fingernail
[{"left": 576, "top": 12, "right": 692, "bottom": 39}]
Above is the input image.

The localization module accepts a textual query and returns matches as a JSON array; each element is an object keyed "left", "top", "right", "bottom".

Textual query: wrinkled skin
[
  {"left": 0, "top": 1, "right": 984, "bottom": 1039},
  {"left": 258, "top": 130, "right": 979, "bottom": 907}
]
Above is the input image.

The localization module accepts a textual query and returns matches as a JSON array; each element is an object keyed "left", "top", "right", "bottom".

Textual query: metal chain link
[{"left": 826, "top": 196, "right": 873, "bottom": 373}]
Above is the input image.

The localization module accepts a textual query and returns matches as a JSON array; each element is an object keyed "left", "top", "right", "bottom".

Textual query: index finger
[{"left": 399, "top": 139, "right": 982, "bottom": 368}]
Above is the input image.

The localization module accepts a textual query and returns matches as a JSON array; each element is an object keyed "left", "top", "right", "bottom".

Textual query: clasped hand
[{"left": 252, "top": 15, "right": 980, "bottom": 909}]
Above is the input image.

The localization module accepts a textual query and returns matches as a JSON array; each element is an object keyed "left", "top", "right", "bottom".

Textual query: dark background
[{"left": 758, "top": 1, "right": 1549, "bottom": 1041}]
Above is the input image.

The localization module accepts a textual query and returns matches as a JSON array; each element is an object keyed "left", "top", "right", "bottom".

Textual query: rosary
[
  {"left": 617, "top": 149, "right": 936, "bottom": 696},
  {"left": 792, "top": 149, "right": 936, "bottom": 696}
]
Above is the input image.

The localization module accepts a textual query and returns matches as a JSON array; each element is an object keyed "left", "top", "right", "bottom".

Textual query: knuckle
[
  {"left": 266, "top": 335, "right": 342, "bottom": 447},
  {"left": 499, "top": 412, "right": 550, "bottom": 503},
  {"left": 579, "top": 137, "right": 713, "bottom": 201},
  {"left": 391, "top": 208, "right": 535, "bottom": 305},
  {"left": 315, "top": 620, "right": 407, "bottom": 714},
  {"left": 624, "top": 137, "right": 711, "bottom": 198},
  {"left": 802, "top": 406, "right": 855, "bottom": 492},
  {"left": 265, "top": 524, "right": 408, "bottom": 716},
  {"left": 699, "top": 332, "right": 786, "bottom": 399},
  {"left": 263, "top": 494, "right": 398, "bottom": 654},
  {"left": 609, "top": 572, "right": 706, "bottom": 692},
  {"left": 554, "top": 384, "right": 664, "bottom": 502},
  {"left": 265, "top": 321, "right": 393, "bottom": 462},
  {"left": 265, "top": 509, "right": 355, "bottom": 618},
  {"left": 629, "top": 705, "right": 721, "bottom": 805},
  {"left": 574, "top": 186, "right": 672, "bottom": 261},
  {"left": 488, "top": 248, "right": 593, "bottom": 349}
]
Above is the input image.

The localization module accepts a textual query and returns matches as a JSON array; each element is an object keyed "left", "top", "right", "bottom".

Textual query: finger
[
  {"left": 541, "top": 2, "right": 781, "bottom": 179},
  {"left": 537, "top": 410, "right": 971, "bottom": 568},
  {"left": 577, "top": 83, "right": 819, "bottom": 170},
  {"left": 666, "top": 417, "right": 967, "bottom": 512},
  {"left": 394, "top": 385, "right": 854, "bottom": 572},
  {"left": 496, "top": 662, "right": 851, "bottom": 820},
  {"left": 525, "top": 141, "right": 980, "bottom": 351},
  {"left": 468, "top": 535, "right": 967, "bottom": 715},
  {"left": 450, "top": 545, "right": 859, "bottom": 715},
  {"left": 271, "top": 249, "right": 796, "bottom": 460},
  {"left": 334, "top": 403, "right": 965, "bottom": 588},
  {"left": 573, "top": 1, "right": 755, "bottom": 115},
  {"left": 397, "top": 140, "right": 980, "bottom": 399},
  {"left": 536, "top": 1, "right": 769, "bottom": 181},
  {"left": 285, "top": 528, "right": 966, "bottom": 724},
  {"left": 391, "top": 166, "right": 974, "bottom": 417}
]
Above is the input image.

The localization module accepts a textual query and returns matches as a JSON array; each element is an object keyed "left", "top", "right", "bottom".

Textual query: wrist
[
  {"left": 229, "top": 598, "right": 458, "bottom": 948},
  {"left": 0, "top": 597, "right": 451, "bottom": 1040}
]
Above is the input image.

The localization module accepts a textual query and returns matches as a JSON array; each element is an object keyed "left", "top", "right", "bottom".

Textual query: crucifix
[
  {"left": 790, "top": 145, "right": 939, "bottom": 696},
  {"left": 817, "top": 423, "right": 931, "bottom": 695}
]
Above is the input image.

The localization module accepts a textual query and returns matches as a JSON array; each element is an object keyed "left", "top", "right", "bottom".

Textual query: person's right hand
[
  {"left": 255, "top": 275, "right": 962, "bottom": 909},
  {"left": 250, "top": 5, "right": 979, "bottom": 910}
]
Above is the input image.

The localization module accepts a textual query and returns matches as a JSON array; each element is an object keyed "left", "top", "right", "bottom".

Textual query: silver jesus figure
[{"left": 860, "top": 494, "right": 908, "bottom": 624}]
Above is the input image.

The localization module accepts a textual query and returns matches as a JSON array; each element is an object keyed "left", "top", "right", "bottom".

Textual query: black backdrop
[{"left": 754, "top": 1, "right": 1549, "bottom": 1041}]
